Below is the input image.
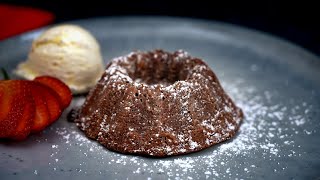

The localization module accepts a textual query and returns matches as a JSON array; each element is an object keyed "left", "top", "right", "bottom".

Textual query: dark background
[{"left": 2, "top": 0, "right": 320, "bottom": 57}]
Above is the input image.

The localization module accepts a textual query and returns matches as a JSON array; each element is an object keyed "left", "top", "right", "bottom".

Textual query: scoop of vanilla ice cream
[{"left": 15, "top": 24, "right": 104, "bottom": 94}]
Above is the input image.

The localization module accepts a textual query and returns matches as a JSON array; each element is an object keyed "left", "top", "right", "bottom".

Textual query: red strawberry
[
  {"left": 28, "top": 82, "right": 50, "bottom": 133},
  {"left": 0, "top": 75, "right": 72, "bottom": 140},
  {"left": 41, "top": 87, "right": 62, "bottom": 124},
  {"left": 0, "top": 80, "right": 35, "bottom": 140},
  {"left": 29, "top": 82, "right": 62, "bottom": 132},
  {"left": 11, "top": 95, "right": 35, "bottom": 140},
  {"left": 34, "top": 76, "right": 72, "bottom": 108},
  {"left": 0, "top": 81, "right": 9, "bottom": 121}
]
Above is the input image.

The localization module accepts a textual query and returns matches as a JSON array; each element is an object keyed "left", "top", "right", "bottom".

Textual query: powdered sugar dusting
[
  {"left": 76, "top": 50, "right": 243, "bottom": 156},
  {"left": 41, "top": 76, "right": 317, "bottom": 179}
]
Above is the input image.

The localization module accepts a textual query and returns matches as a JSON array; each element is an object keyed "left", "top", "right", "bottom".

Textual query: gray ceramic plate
[{"left": 0, "top": 17, "right": 320, "bottom": 180}]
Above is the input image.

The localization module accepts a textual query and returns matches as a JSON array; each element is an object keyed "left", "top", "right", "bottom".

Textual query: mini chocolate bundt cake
[{"left": 75, "top": 49, "right": 243, "bottom": 156}]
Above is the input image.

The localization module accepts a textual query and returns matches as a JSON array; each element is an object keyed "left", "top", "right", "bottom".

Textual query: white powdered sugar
[
  {"left": 41, "top": 76, "right": 316, "bottom": 179},
  {"left": 77, "top": 50, "right": 245, "bottom": 156}
]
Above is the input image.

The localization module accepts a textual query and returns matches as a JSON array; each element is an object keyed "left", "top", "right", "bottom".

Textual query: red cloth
[{"left": 0, "top": 4, "right": 54, "bottom": 40}]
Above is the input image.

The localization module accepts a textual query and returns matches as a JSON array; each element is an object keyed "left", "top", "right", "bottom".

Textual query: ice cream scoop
[{"left": 15, "top": 24, "right": 104, "bottom": 94}]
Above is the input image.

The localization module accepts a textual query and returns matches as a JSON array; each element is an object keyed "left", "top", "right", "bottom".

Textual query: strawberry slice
[
  {"left": 0, "top": 80, "right": 35, "bottom": 140},
  {"left": 0, "top": 82, "right": 8, "bottom": 121},
  {"left": 39, "top": 85, "right": 63, "bottom": 124},
  {"left": 30, "top": 81, "right": 62, "bottom": 128},
  {"left": 28, "top": 82, "right": 50, "bottom": 133},
  {"left": 11, "top": 94, "right": 35, "bottom": 140},
  {"left": 0, "top": 81, "right": 18, "bottom": 138},
  {"left": 34, "top": 76, "right": 72, "bottom": 109}
]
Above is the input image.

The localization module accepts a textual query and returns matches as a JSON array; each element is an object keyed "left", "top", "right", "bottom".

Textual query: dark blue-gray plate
[{"left": 1, "top": 17, "right": 320, "bottom": 180}]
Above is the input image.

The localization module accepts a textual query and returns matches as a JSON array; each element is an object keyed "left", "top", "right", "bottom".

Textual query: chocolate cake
[{"left": 75, "top": 49, "right": 243, "bottom": 157}]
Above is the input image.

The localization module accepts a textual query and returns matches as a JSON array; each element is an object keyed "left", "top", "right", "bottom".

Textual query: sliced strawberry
[
  {"left": 34, "top": 76, "right": 72, "bottom": 108},
  {"left": 0, "top": 80, "right": 35, "bottom": 140},
  {"left": 11, "top": 94, "right": 35, "bottom": 140},
  {"left": 28, "top": 82, "right": 50, "bottom": 133},
  {"left": 30, "top": 81, "right": 62, "bottom": 126},
  {"left": 0, "top": 81, "right": 17, "bottom": 137},
  {"left": 0, "top": 77, "right": 69, "bottom": 140},
  {"left": 0, "top": 81, "right": 10, "bottom": 122},
  {"left": 41, "top": 85, "right": 63, "bottom": 124}
]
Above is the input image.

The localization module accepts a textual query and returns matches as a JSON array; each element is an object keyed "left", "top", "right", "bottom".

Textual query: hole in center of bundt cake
[
  {"left": 132, "top": 74, "right": 179, "bottom": 87},
  {"left": 128, "top": 51, "right": 188, "bottom": 87}
]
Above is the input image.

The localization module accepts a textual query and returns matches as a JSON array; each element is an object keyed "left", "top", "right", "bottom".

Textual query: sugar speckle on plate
[{"left": 44, "top": 77, "right": 316, "bottom": 179}]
